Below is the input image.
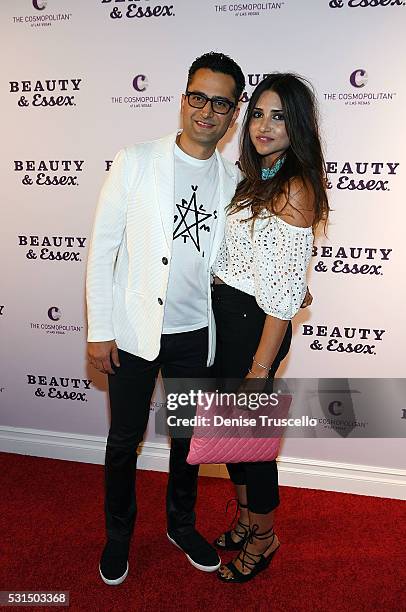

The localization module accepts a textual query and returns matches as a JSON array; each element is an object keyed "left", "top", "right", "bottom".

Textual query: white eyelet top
[{"left": 213, "top": 206, "right": 313, "bottom": 320}]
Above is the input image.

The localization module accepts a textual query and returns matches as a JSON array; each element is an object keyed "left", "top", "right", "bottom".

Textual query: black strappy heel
[
  {"left": 217, "top": 524, "right": 279, "bottom": 583},
  {"left": 214, "top": 498, "right": 250, "bottom": 551}
]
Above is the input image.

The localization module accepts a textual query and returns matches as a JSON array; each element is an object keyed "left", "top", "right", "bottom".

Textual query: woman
[{"left": 212, "top": 73, "right": 329, "bottom": 583}]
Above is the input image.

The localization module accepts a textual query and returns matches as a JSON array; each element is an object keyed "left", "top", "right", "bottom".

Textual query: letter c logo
[
  {"left": 33, "top": 0, "right": 47, "bottom": 10},
  {"left": 328, "top": 401, "right": 343, "bottom": 416},
  {"left": 133, "top": 74, "right": 148, "bottom": 92},
  {"left": 350, "top": 69, "right": 368, "bottom": 88},
  {"left": 48, "top": 306, "right": 61, "bottom": 321}
]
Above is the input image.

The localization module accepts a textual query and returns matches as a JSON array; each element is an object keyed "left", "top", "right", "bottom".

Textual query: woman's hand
[
  {"left": 237, "top": 369, "right": 269, "bottom": 396},
  {"left": 301, "top": 287, "right": 313, "bottom": 308}
]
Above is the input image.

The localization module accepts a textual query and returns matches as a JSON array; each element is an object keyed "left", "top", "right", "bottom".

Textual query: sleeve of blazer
[{"left": 86, "top": 148, "right": 129, "bottom": 342}]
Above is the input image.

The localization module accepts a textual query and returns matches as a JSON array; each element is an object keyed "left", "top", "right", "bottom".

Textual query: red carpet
[{"left": 0, "top": 452, "right": 405, "bottom": 612}]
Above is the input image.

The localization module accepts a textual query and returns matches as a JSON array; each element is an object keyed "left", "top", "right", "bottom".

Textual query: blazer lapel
[{"left": 153, "top": 133, "right": 177, "bottom": 250}]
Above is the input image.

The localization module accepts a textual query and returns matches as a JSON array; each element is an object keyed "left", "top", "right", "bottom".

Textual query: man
[{"left": 86, "top": 52, "right": 246, "bottom": 585}]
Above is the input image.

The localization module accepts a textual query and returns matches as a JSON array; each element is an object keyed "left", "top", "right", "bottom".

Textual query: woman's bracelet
[
  {"left": 248, "top": 368, "right": 268, "bottom": 379},
  {"left": 252, "top": 356, "right": 271, "bottom": 372}
]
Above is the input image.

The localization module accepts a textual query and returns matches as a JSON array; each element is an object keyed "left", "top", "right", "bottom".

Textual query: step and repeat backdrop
[{"left": 1, "top": 0, "right": 405, "bottom": 469}]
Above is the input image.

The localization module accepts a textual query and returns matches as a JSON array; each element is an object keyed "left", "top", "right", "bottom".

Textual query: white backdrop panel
[{"left": 1, "top": 0, "right": 405, "bottom": 472}]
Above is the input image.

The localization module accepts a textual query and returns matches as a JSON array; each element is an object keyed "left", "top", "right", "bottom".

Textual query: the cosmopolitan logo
[
  {"left": 350, "top": 69, "right": 368, "bottom": 88},
  {"left": 18, "top": 235, "right": 86, "bottom": 262},
  {"left": 10, "top": 79, "right": 82, "bottom": 108},
  {"left": 302, "top": 325, "right": 385, "bottom": 355},
  {"left": 48, "top": 306, "right": 61, "bottom": 321},
  {"left": 326, "top": 161, "right": 399, "bottom": 192},
  {"left": 27, "top": 374, "right": 92, "bottom": 402},
  {"left": 319, "top": 390, "right": 368, "bottom": 435},
  {"left": 133, "top": 74, "right": 148, "bottom": 92},
  {"left": 313, "top": 245, "right": 392, "bottom": 276},
  {"left": 111, "top": 75, "right": 173, "bottom": 109},
  {"left": 318, "top": 413, "right": 368, "bottom": 434},
  {"left": 215, "top": 2, "right": 285, "bottom": 17},
  {"left": 323, "top": 70, "right": 396, "bottom": 106},
  {"left": 14, "top": 160, "right": 84, "bottom": 187},
  {"left": 329, "top": 0, "right": 404, "bottom": 8},
  {"left": 12, "top": 2, "right": 72, "bottom": 28},
  {"left": 30, "top": 307, "right": 83, "bottom": 336},
  {"left": 101, "top": 0, "right": 175, "bottom": 19}
]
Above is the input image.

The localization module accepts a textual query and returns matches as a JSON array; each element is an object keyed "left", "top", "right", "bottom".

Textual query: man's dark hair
[{"left": 187, "top": 52, "right": 245, "bottom": 103}]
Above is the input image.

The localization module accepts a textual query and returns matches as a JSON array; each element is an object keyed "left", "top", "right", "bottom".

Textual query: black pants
[
  {"left": 212, "top": 284, "right": 292, "bottom": 514},
  {"left": 105, "top": 327, "right": 208, "bottom": 542}
]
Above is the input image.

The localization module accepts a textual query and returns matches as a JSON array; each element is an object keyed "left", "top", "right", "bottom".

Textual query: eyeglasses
[{"left": 184, "top": 91, "right": 236, "bottom": 115}]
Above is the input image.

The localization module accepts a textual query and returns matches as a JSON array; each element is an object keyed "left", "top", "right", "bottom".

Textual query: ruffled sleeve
[{"left": 253, "top": 216, "right": 313, "bottom": 319}]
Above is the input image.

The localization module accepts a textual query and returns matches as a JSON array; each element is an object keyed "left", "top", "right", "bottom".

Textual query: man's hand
[
  {"left": 87, "top": 340, "right": 120, "bottom": 375},
  {"left": 301, "top": 287, "right": 313, "bottom": 309}
]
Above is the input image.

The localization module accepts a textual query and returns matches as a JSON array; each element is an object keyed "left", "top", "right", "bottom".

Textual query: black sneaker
[
  {"left": 99, "top": 539, "right": 130, "bottom": 585},
  {"left": 167, "top": 529, "right": 221, "bottom": 572}
]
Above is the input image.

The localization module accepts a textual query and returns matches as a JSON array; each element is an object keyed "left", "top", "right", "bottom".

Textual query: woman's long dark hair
[{"left": 230, "top": 73, "right": 329, "bottom": 230}]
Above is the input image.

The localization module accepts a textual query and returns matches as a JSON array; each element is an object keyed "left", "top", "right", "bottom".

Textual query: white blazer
[{"left": 86, "top": 132, "right": 240, "bottom": 365}]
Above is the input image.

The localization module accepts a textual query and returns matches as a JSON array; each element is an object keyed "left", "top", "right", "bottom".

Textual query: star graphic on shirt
[{"left": 173, "top": 185, "right": 216, "bottom": 253}]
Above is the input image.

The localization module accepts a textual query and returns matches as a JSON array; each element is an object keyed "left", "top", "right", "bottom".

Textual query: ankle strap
[
  {"left": 237, "top": 524, "right": 276, "bottom": 571},
  {"left": 248, "top": 523, "right": 275, "bottom": 542}
]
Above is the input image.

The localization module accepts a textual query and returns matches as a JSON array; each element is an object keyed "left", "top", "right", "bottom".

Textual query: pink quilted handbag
[{"left": 187, "top": 393, "right": 292, "bottom": 465}]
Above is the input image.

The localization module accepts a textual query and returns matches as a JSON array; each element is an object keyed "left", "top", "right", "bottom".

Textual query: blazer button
[
  {"left": 162, "top": 257, "right": 168, "bottom": 265},
  {"left": 158, "top": 298, "right": 163, "bottom": 305}
]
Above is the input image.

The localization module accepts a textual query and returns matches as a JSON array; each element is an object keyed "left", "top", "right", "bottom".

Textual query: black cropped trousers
[{"left": 212, "top": 283, "right": 292, "bottom": 514}]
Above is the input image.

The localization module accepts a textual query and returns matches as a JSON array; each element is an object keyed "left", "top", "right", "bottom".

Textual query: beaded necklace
[{"left": 261, "top": 155, "right": 285, "bottom": 180}]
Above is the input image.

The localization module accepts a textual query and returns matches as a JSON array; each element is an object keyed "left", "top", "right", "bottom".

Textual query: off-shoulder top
[{"left": 213, "top": 206, "right": 313, "bottom": 320}]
